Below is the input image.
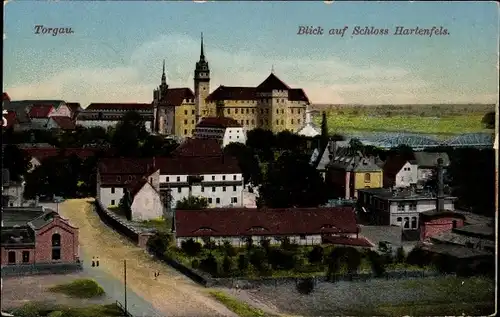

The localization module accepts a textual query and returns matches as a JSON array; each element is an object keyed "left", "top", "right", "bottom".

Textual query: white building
[
  {"left": 76, "top": 103, "right": 154, "bottom": 132},
  {"left": 174, "top": 207, "right": 362, "bottom": 247},
  {"left": 383, "top": 158, "right": 419, "bottom": 188},
  {"left": 193, "top": 117, "right": 246, "bottom": 148},
  {"left": 357, "top": 187, "right": 456, "bottom": 230},
  {"left": 297, "top": 107, "right": 320, "bottom": 137},
  {"left": 155, "top": 156, "right": 244, "bottom": 208},
  {"left": 129, "top": 170, "right": 163, "bottom": 221}
]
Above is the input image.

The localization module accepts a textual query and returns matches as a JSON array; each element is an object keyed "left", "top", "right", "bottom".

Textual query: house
[
  {"left": 310, "top": 140, "right": 349, "bottom": 180},
  {"left": 382, "top": 155, "right": 418, "bottom": 188},
  {"left": 47, "top": 116, "right": 76, "bottom": 130},
  {"left": 76, "top": 103, "right": 154, "bottom": 132},
  {"left": 297, "top": 108, "right": 320, "bottom": 137},
  {"left": 193, "top": 116, "right": 246, "bottom": 148},
  {"left": 128, "top": 170, "right": 164, "bottom": 221},
  {"left": 23, "top": 147, "right": 100, "bottom": 172},
  {"left": 2, "top": 169, "right": 25, "bottom": 207},
  {"left": 412, "top": 152, "right": 450, "bottom": 182},
  {"left": 1, "top": 207, "right": 79, "bottom": 266},
  {"left": 155, "top": 155, "right": 244, "bottom": 208},
  {"left": 326, "top": 150, "right": 383, "bottom": 199},
  {"left": 66, "top": 102, "right": 83, "bottom": 120},
  {"left": 172, "top": 138, "right": 223, "bottom": 157},
  {"left": 174, "top": 207, "right": 373, "bottom": 247},
  {"left": 96, "top": 158, "right": 159, "bottom": 208},
  {"left": 3, "top": 100, "right": 72, "bottom": 131}
]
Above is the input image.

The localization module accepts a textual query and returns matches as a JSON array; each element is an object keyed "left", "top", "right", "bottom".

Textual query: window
[
  {"left": 364, "top": 173, "right": 371, "bottom": 182},
  {"left": 216, "top": 198, "right": 220, "bottom": 204},
  {"left": 300, "top": 235, "right": 306, "bottom": 240},
  {"left": 208, "top": 198, "right": 213, "bottom": 203},
  {"left": 276, "top": 109, "right": 279, "bottom": 114},
  {"left": 116, "top": 176, "right": 121, "bottom": 182},
  {"left": 184, "top": 129, "right": 188, "bottom": 135},
  {"left": 281, "top": 120, "right": 284, "bottom": 125},
  {"left": 177, "top": 188, "right": 182, "bottom": 193},
  {"left": 233, "top": 185, "right": 237, "bottom": 191},
  {"left": 222, "top": 175, "right": 226, "bottom": 180},
  {"left": 191, "top": 120, "right": 195, "bottom": 124},
  {"left": 8, "top": 251, "right": 16, "bottom": 264},
  {"left": 111, "top": 187, "right": 115, "bottom": 194},
  {"left": 166, "top": 177, "right": 170, "bottom": 182},
  {"left": 22, "top": 251, "right": 30, "bottom": 263},
  {"left": 260, "top": 109, "right": 264, "bottom": 114},
  {"left": 252, "top": 109, "right": 255, "bottom": 114},
  {"left": 222, "top": 186, "right": 226, "bottom": 192},
  {"left": 212, "top": 187, "right": 216, "bottom": 192},
  {"left": 235, "top": 109, "right": 238, "bottom": 114},
  {"left": 246, "top": 120, "right": 249, "bottom": 125},
  {"left": 403, "top": 217, "right": 410, "bottom": 229},
  {"left": 276, "top": 120, "right": 279, "bottom": 125},
  {"left": 298, "top": 119, "right": 301, "bottom": 124},
  {"left": 246, "top": 109, "right": 249, "bottom": 114},
  {"left": 251, "top": 119, "right": 255, "bottom": 124},
  {"left": 409, "top": 203, "right": 417, "bottom": 211},
  {"left": 201, "top": 186, "right": 205, "bottom": 192},
  {"left": 397, "top": 217, "right": 402, "bottom": 222},
  {"left": 281, "top": 109, "right": 284, "bottom": 114},
  {"left": 111, "top": 199, "right": 115, "bottom": 205},
  {"left": 212, "top": 176, "right": 215, "bottom": 181},
  {"left": 184, "top": 119, "right": 187, "bottom": 124},
  {"left": 233, "top": 175, "right": 237, "bottom": 180},
  {"left": 128, "top": 175, "right": 133, "bottom": 181},
  {"left": 411, "top": 217, "right": 417, "bottom": 229},
  {"left": 184, "top": 110, "right": 188, "bottom": 115},
  {"left": 397, "top": 203, "right": 405, "bottom": 212},
  {"left": 291, "top": 119, "right": 294, "bottom": 124},
  {"left": 176, "top": 176, "right": 181, "bottom": 182},
  {"left": 52, "top": 234, "right": 61, "bottom": 260},
  {"left": 192, "top": 110, "right": 195, "bottom": 115},
  {"left": 231, "top": 197, "right": 238, "bottom": 203},
  {"left": 291, "top": 109, "right": 294, "bottom": 114}
]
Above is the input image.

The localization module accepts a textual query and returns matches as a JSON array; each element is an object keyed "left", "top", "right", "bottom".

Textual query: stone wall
[
  {"left": 1, "top": 262, "right": 83, "bottom": 277},
  {"left": 94, "top": 200, "right": 140, "bottom": 244}
]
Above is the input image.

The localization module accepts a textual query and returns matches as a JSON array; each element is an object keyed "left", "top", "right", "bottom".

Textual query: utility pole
[{"left": 124, "top": 259, "right": 128, "bottom": 315}]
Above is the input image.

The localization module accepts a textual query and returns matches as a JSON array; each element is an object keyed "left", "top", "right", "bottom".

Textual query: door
[{"left": 8, "top": 251, "right": 16, "bottom": 264}]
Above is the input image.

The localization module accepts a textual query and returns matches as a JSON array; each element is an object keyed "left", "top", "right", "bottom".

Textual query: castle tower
[
  {"left": 194, "top": 33, "right": 210, "bottom": 123},
  {"left": 153, "top": 60, "right": 169, "bottom": 133}
]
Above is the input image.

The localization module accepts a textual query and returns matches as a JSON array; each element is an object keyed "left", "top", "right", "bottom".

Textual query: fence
[
  {"left": 94, "top": 200, "right": 139, "bottom": 245},
  {"left": 115, "top": 301, "right": 134, "bottom": 317},
  {"left": 154, "top": 253, "right": 209, "bottom": 286},
  {"left": 1, "top": 262, "right": 83, "bottom": 277}
]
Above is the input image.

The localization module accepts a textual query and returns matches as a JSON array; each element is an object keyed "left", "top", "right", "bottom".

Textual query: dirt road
[{"left": 57, "top": 199, "right": 237, "bottom": 317}]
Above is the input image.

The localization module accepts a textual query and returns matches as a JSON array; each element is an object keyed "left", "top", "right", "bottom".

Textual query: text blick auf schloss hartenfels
[{"left": 297, "top": 26, "right": 449, "bottom": 37}]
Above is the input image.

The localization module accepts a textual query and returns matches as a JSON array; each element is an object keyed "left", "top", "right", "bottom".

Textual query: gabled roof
[
  {"left": 129, "top": 178, "right": 149, "bottom": 198},
  {"left": 155, "top": 155, "right": 241, "bottom": 175},
  {"left": 29, "top": 105, "right": 54, "bottom": 118},
  {"left": 160, "top": 88, "right": 195, "bottom": 107},
  {"left": 206, "top": 86, "right": 309, "bottom": 102},
  {"left": 85, "top": 103, "right": 152, "bottom": 111},
  {"left": 98, "top": 157, "right": 154, "bottom": 175},
  {"left": 66, "top": 102, "right": 82, "bottom": 113},
  {"left": 51, "top": 116, "right": 76, "bottom": 130},
  {"left": 256, "top": 73, "right": 291, "bottom": 91},
  {"left": 297, "top": 123, "right": 320, "bottom": 137},
  {"left": 196, "top": 117, "right": 242, "bottom": 129},
  {"left": 2, "top": 207, "right": 45, "bottom": 227},
  {"left": 329, "top": 153, "right": 382, "bottom": 172},
  {"left": 172, "top": 138, "right": 223, "bottom": 157},
  {"left": 175, "top": 207, "right": 358, "bottom": 237},
  {"left": 382, "top": 155, "right": 413, "bottom": 186}
]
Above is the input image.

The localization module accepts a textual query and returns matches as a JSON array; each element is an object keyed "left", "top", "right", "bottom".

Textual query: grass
[
  {"left": 317, "top": 113, "right": 489, "bottom": 136},
  {"left": 11, "top": 302, "right": 123, "bottom": 317},
  {"left": 48, "top": 279, "right": 105, "bottom": 299},
  {"left": 139, "top": 217, "right": 172, "bottom": 232},
  {"left": 209, "top": 290, "right": 267, "bottom": 317}
]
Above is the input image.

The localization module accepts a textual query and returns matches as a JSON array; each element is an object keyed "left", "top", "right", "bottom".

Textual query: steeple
[
  {"left": 161, "top": 60, "right": 166, "bottom": 85},
  {"left": 200, "top": 32, "right": 205, "bottom": 60}
]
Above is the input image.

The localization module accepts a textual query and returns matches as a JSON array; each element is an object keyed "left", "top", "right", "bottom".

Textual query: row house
[
  {"left": 1, "top": 207, "right": 79, "bottom": 266},
  {"left": 174, "top": 207, "right": 373, "bottom": 248},
  {"left": 193, "top": 116, "right": 246, "bottom": 148},
  {"left": 76, "top": 103, "right": 154, "bottom": 132},
  {"left": 22, "top": 147, "right": 101, "bottom": 172}
]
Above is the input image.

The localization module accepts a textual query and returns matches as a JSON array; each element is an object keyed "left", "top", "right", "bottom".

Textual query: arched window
[
  {"left": 52, "top": 233, "right": 61, "bottom": 260},
  {"left": 364, "top": 173, "right": 371, "bottom": 182},
  {"left": 403, "top": 217, "right": 410, "bottom": 229},
  {"left": 397, "top": 217, "right": 402, "bottom": 223},
  {"left": 411, "top": 217, "right": 417, "bottom": 229}
]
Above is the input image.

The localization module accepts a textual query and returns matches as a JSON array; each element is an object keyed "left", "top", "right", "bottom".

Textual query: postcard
[{"left": 2, "top": 1, "right": 498, "bottom": 317}]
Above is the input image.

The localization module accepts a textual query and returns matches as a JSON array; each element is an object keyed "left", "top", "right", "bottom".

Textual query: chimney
[{"left": 435, "top": 158, "right": 445, "bottom": 212}]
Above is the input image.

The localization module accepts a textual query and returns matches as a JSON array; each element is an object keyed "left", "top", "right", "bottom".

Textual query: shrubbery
[{"left": 296, "top": 278, "right": 315, "bottom": 295}]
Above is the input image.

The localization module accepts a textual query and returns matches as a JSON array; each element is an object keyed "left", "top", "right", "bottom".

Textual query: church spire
[
  {"left": 161, "top": 60, "right": 166, "bottom": 85},
  {"left": 200, "top": 32, "right": 205, "bottom": 60}
]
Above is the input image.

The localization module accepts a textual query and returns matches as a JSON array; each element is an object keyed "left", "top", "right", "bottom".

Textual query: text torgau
[{"left": 34, "top": 25, "right": 74, "bottom": 36}]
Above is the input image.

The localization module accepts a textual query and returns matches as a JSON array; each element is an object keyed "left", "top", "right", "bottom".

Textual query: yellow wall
[
  {"left": 353, "top": 171, "right": 383, "bottom": 190},
  {"left": 174, "top": 104, "right": 196, "bottom": 137}
]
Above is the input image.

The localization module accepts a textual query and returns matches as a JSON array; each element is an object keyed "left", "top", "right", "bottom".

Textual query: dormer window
[
  {"left": 116, "top": 176, "right": 121, "bottom": 182},
  {"left": 248, "top": 226, "right": 267, "bottom": 232}
]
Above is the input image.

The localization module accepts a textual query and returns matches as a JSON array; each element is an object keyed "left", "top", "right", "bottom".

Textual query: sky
[{"left": 3, "top": 1, "right": 499, "bottom": 106}]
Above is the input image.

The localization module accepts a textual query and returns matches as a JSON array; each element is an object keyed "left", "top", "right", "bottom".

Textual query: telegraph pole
[{"left": 124, "top": 259, "right": 128, "bottom": 315}]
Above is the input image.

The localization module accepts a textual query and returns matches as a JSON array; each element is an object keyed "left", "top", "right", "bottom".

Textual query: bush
[
  {"left": 244, "top": 237, "right": 253, "bottom": 250},
  {"left": 366, "top": 250, "right": 386, "bottom": 277},
  {"left": 395, "top": 246, "right": 406, "bottom": 263},
  {"left": 181, "top": 238, "right": 202, "bottom": 256},
  {"left": 249, "top": 248, "right": 267, "bottom": 270},
  {"left": 191, "top": 259, "right": 200, "bottom": 269},
  {"left": 237, "top": 254, "right": 249, "bottom": 272},
  {"left": 222, "top": 256, "right": 233, "bottom": 276},
  {"left": 296, "top": 278, "right": 315, "bottom": 295},
  {"left": 146, "top": 232, "right": 172, "bottom": 257},
  {"left": 260, "top": 238, "right": 271, "bottom": 252},
  {"left": 200, "top": 253, "right": 219, "bottom": 275},
  {"left": 48, "top": 279, "right": 105, "bottom": 298},
  {"left": 268, "top": 248, "right": 296, "bottom": 270},
  {"left": 222, "top": 240, "right": 237, "bottom": 257},
  {"left": 406, "top": 247, "right": 432, "bottom": 267},
  {"left": 308, "top": 245, "right": 324, "bottom": 264},
  {"left": 203, "top": 237, "right": 217, "bottom": 250}
]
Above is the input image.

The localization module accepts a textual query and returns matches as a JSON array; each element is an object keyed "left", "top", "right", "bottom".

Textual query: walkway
[{"left": 53, "top": 199, "right": 237, "bottom": 317}]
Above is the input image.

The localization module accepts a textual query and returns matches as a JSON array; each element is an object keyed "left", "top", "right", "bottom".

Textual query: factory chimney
[{"left": 435, "top": 158, "right": 445, "bottom": 212}]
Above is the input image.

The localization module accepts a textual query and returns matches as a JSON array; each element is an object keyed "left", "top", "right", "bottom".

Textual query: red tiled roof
[
  {"left": 196, "top": 117, "right": 242, "bottom": 129},
  {"left": 85, "top": 103, "right": 152, "bottom": 111},
  {"left": 129, "top": 178, "right": 150, "bottom": 198},
  {"left": 155, "top": 155, "right": 241, "bottom": 175},
  {"left": 172, "top": 138, "right": 223, "bottom": 157},
  {"left": 256, "top": 73, "right": 291, "bottom": 91},
  {"left": 24, "top": 148, "right": 100, "bottom": 161},
  {"left": 3, "top": 92, "right": 11, "bottom": 101},
  {"left": 66, "top": 102, "right": 82, "bottom": 113},
  {"left": 175, "top": 207, "right": 359, "bottom": 237},
  {"left": 322, "top": 236, "right": 374, "bottom": 248},
  {"left": 161, "top": 88, "right": 195, "bottom": 107},
  {"left": 206, "top": 86, "right": 309, "bottom": 102},
  {"left": 4, "top": 111, "right": 17, "bottom": 129},
  {"left": 98, "top": 157, "right": 154, "bottom": 175},
  {"left": 29, "top": 105, "right": 54, "bottom": 118},
  {"left": 51, "top": 116, "right": 76, "bottom": 130}
]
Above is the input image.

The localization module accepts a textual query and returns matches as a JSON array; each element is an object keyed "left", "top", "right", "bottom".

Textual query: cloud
[{"left": 4, "top": 33, "right": 496, "bottom": 106}]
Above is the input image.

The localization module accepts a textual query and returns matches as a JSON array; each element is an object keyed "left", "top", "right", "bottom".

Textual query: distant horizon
[{"left": 4, "top": 1, "right": 498, "bottom": 106}]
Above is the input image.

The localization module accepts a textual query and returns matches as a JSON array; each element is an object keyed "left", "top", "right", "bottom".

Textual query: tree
[
  {"left": 200, "top": 253, "right": 219, "bottom": 275},
  {"left": 275, "top": 130, "right": 306, "bottom": 153},
  {"left": 320, "top": 111, "right": 329, "bottom": 149},
  {"left": 223, "top": 142, "right": 262, "bottom": 185},
  {"left": 222, "top": 256, "right": 233, "bottom": 276},
  {"left": 3, "top": 144, "right": 31, "bottom": 181},
  {"left": 395, "top": 246, "right": 406, "bottom": 263},
  {"left": 181, "top": 238, "right": 202, "bottom": 256},
  {"left": 296, "top": 278, "right": 315, "bottom": 295},
  {"left": 141, "top": 135, "right": 179, "bottom": 157},
  {"left": 237, "top": 254, "right": 249, "bottom": 272},
  {"left": 366, "top": 250, "right": 386, "bottom": 277},
  {"left": 146, "top": 232, "right": 173, "bottom": 256},
  {"left": 259, "top": 151, "right": 328, "bottom": 208},
  {"left": 249, "top": 248, "right": 267, "bottom": 271},
  {"left": 246, "top": 128, "right": 275, "bottom": 162},
  {"left": 119, "top": 189, "right": 133, "bottom": 220},
  {"left": 222, "top": 240, "right": 237, "bottom": 257},
  {"left": 308, "top": 245, "right": 324, "bottom": 264},
  {"left": 260, "top": 238, "right": 271, "bottom": 254},
  {"left": 481, "top": 111, "right": 495, "bottom": 129},
  {"left": 348, "top": 138, "right": 364, "bottom": 155},
  {"left": 175, "top": 196, "right": 208, "bottom": 210},
  {"left": 111, "top": 111, "right": 149, "bottom": 157},
  {"left": 406, "top": 247, "right": 432, "bottom": 267}
]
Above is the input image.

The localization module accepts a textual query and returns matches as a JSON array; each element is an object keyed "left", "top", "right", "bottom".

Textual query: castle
[{"left": 152, "top": 34, "right": 310, "bottom": 137}]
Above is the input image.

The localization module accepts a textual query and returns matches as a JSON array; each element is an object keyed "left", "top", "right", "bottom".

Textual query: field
[{"left": 315, "top": 113, "right": 489, "bottom": 136}]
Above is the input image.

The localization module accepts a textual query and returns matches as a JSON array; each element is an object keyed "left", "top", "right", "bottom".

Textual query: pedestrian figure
[
  {"left": 154, "top": 271, "right": 160, "bottom": 280},
  {"left": 91, "top": 257, "right": 95, "bottom": 267},
  {"left": 96, "top": 257, "right": 100, "bottom": 267}
]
